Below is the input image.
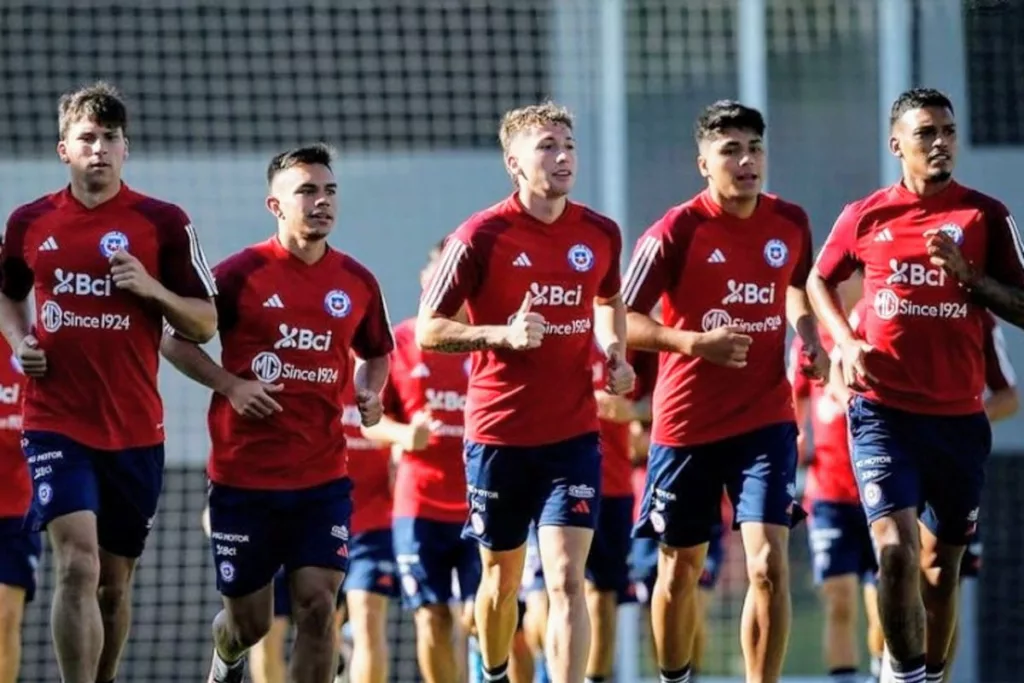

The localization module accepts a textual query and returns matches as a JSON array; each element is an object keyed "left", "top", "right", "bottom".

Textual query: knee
[
  {"left": 746, "top": 540, "right": 789, "bottom": 593},
  {"left": 659, "top": 549, "right": 706, "bottom": 598},
  {"left": 292, "top": 590, "right": 337, "bottom": 639},
  {"left": 0, "top": 591, "right": 25, "bottom": 634},
  {"left": 480, "top": 563, "right": 523, "bottom": 605},
  {"left": 544, "top": 563, "right": 585, "bottom": 605},
  {"left": 876, "top": 541, "right": 918, "bottom": 584},
  {"left": 232, "top": 612, "right": 274, "bottom": 650},
  {"left": 822, "top": 585, "right": 857, "bottom": 625},
  {"left": 414, "top": 606, "right": 454, "bottom": 644},
  {"left": 55, "top": 542, "right": 100, "bottom": 592}
]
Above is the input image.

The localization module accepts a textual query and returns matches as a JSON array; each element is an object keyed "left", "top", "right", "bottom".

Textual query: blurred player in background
[
  {"left": 0, "top": 338, "right": 35, "bottom": 683},
  {"left": 363, "top": 242, "right": 479, "bottom": 683},
  {"left": 808, "top": 87, "right": 1024, "bottom": 683},
  {"left": 161, "top": 144, "right": 393, "bottom": 683},
  {"left": 0, "top": 82, "right": 218, "bottom": 683},
  {"left": 790, "top": 271, "right": 883, "bottom": 683},
  {"left": 341, "top": 378, "right": 398, "bottom": 683},
  {"left": 624, "top": 100, "right": 825, "bottom": 683},
  {"left": 417, "top": 101, "right": 633, "bottom": 683}
]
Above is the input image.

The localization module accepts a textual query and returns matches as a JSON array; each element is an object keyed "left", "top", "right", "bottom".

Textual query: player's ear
[
  {"left": 265, "top": 195, "right": 283, "bottom": 220},
  {"left": 888, "top": 133, "right": 902, "bottom": 159},
  {"left": 696, "top": 153, "right": 709, "bottom": 179},
  {"left": 56, "top": 140, "right": 70, "bottom": 165}
]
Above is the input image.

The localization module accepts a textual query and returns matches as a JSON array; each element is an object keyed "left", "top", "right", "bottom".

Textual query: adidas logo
[
  {"left": 874, "top": 228, "right": 893, "bottom": 242},
  {"left": 262, "top": 294, "right": 284, "bottom": 308},
  {"left": 707, "top": 248, "right": 726, "bottom": 263},
  {"left": 513, "top": 252, "right": 532, "bottom": 267},
  {"left": 38, "top": 237, "right": 58, "bottom": 251},
  {"left": 410, "top": 362, "right": 430, "bottom": 378},
  {"left": 571, "top": 500, "right": 590, "bottom": 515}
]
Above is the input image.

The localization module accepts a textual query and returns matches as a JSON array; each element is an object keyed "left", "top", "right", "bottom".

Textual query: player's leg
[
  {"left": 942, "top": 537, "right": 979, "bottom": 683},
  {"left": 534, "top": 432, "right": 603, "bottom": 683},
  {"left": 727, "top": 423, "right": 802, "bottom": 683},
  {"left": 463, "top": 441, "right": 538, "bottom": 682},
  {"left": 508, "top": 619, "right": 536, "bottom": 683},
  {"left": 634, "top": 442, "right": 720, "bottom": 683},
  {"left": 249, "top": 570, "right": 291, "bottom": 683},
  {"left": 690, "top": 523, "right": 725, "bottom": 678},
  {"left": 863, "top": 582, "right": 885, "bottom": 683},
  {"left": 343, "top": 527, "right": 397, "bottom": 683},
  {"left": 0, "top": 521, "right": 39, "bottom": 683},
  {"left": 582, "top": 495, "right": 633, "bottom": 683},
  {"left": 288, "top": 566, "right": 346, "bottom": 683},
  {"left": 93, "top": 442, "right": 165, "bottom": 683},
  {"left": 628, "top": 536, "right": 660, "bottom": 665},
  {"left": 847, "top": 397, "right": 928, "bottom": 682},
  {"left": 916, "top": 525, "right": 966, "bottom": 681}
]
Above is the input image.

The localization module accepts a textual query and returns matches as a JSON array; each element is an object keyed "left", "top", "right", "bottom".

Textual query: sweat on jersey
[
  {"left": 622, "top": 190, "right": 812, "bottom": 448},
  {"left": 815, "top": 181, "right": 1024, "bottom": 415},
  {"left": 421, "top": 194, "right": 622, "bottom": 447},
  {"left": 0, "top": 184, "right": 217, "bottom": 450}
]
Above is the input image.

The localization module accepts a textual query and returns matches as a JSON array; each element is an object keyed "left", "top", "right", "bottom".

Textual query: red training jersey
[
  {"left": 342, "top": 380, "right": 394, "bottom": 534},
  {"left": 422, "top": 194, "right": 622, "bottom": 446},
  {"left": 0, "top": 338, "right": 29, "bottom": 519},
  {"left": 205, "top": 237, "right": 394, "bottom": 490},
  {"left": 0, "top": 184, "right": 217, "bottom": 450},
  {"left": 591, "top": 347, "right": 633, "bottom": 498},
  {"left": 385, "top": 318, "right": 469, "bottom": 523},
  {"left": 622, "top": 190, "right": 813, "bottom": 447},
  {"left": 814, "top": 181, "right": 1024, "bottom": 415}
]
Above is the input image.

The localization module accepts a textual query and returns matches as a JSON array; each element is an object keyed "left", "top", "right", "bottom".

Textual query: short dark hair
[
  {"left": 889, "top": 88, "right": 954, "bottom": 129},
  {"left": 694, "top": 100, "right": 765, "bottom": 145},
  {"left": 266, "top": 143, "right": 335, "bottom": 184},
  {"left": 58, "top": 81, "right": 128, "bottom": 139}
]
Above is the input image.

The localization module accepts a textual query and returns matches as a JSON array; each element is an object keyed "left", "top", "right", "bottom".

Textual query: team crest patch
[
  {"left": 763, "top": 239, "right": 788, "bottom": 268},
  {"left": 938, "top": 223, "right": 964, "bottom": 245},
  {"left": 98, "top": 230, "right": 129, "bottom": 258},
  {"left": 324, "top": 289, "right": 352, "bottom": 318},
  {"left": 567, "top": 243, "right": 594, "bottom": 272}
]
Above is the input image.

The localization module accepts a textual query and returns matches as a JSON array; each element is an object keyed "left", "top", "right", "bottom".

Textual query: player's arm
[
  {"left": 788, "top": 339, "right": 812, "bottom": 464},
  {"left": 350, "top": 276, "right": 396, "bottom": 426},
  {"left": 982, "top": 316, "right": 1019, "bottom": 422},
  {"left": 787, "top": 222, "right": 828, "bottom": 378},
  {"left": 0, "top": 236, "right": 34, "bottom": 349}
]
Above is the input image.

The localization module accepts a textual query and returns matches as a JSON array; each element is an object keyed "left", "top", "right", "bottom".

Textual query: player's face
[
  {"left": 698, "top": 128, "right": 764, "bottom": 201},
  {"left": 57, "top": 117, "right": 127, "bottom": 191},
  {"left": 506, "top": 123, "right": 576, "bottom": 199},
  {"left": 891, "top": 106, "right": 957, "bottom": 183},
  {"left": 267, "top": 163, "right": 338, "bottom": 241}
]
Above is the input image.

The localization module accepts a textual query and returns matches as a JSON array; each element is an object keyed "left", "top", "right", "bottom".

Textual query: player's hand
[
  {"left": 109, "top": 250, "right": 161, "bottom": 299},
  {"left": 226, "top": 379, "right": 284, "bottom": 419},
  {"left": 693, "top": 325, "right": 753, "bottom": 368},
  {"left": 924, "top": 229, "right": 974, "bottom": 282},
  {"left": 505, "top": 292, "right": 546, "bottom": 350},
  {"left": 16, "top": 335, "right": 46, "bottom": 378},
  {"left": 799, "top": 341, "right": 830, "bottom": 381},
  {"left": 837, "top": 338, "right": 876, "bottom": 392},
  {"left": 404, "top": 410, "right": 434, "bottom": 452},
  {"left": 596, "top": 391, "right": 635, "bottom": 423},
  {"left": 356, "top": 389, "right": 383, "bottom": 427},
  {"left": 604, "top": 348, "right": 636, "bottom": 396}
]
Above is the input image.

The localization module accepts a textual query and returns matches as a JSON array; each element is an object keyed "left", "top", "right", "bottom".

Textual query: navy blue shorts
[
  {"left": 271, "top": 567, "right": 345, "bottom": 618},
  {"left": 634, "top": 422, "right": 803, "bottom": 548},
  {"left": 586, "top": 496, "right": 634, "bottom": 598},
  {"left": 848, "top": 396, "right": 991, "bottom": 546},
  {"left": 807, "top": 500, "right": 877, "bottom": 585},
  {"left": 23, "top": 430, "right": 164, "bottom": 558},
  {"left": 629, "top": 523, "right": 725, "bottom": 605},
  {"left": 208, "top": 477, "right": 353, "bottom": 599},
  {"left": 342, "top": 528, "right": 398, "bottom": 598},
  {"left": 0, "top": 517, "right": 41, "bottom": 602},
  {"left": 393, "top": 517, "right": 480, "bottom": 610},
  {"left": 463, "top": 432, "right": 601, "bottom": 551}
]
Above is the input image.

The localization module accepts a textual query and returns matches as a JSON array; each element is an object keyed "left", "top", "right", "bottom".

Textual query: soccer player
[
  {"left": 623, "top": 100, "right": 826, "bottom": 683},
  {"left": 807, "top": 87, "right": 1024, "bottom": 683},
  {"left": 362, "top": 242, "right": 479, "bottom": 683},
  {"left": 343, "top": 379, "right": 398, "bottom": 683},
  {"left": 0, "top": 337, "right": 36, "bottom": 683},
  {"left": 159, "top": 144, "right": 393, "bottom": 683},
  {"left": 417, "top": 102, "right": 634, "bottom": 683},
  {"left": 0, "top": 82, "right": 218, "bottom": 683},
  {"left": 791, "top": 273, "right": 882, "bottom": 683}
]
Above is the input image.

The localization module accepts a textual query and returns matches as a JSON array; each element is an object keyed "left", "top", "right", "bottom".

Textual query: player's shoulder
[
  {"left": 644, "top": 195, "right": 711, "bottom": 241},
  {"left": 762, "top": 193, "right": 811, "bottom": 232},
  {"left": 122, "top": 187, "right": 191, "bottom": 231},
  {"left": 451, "top": 198, "right": 517, "bottom": 244},
  {"left": 957, "top": 184, "right": 1011, "bottom": 220},
  {"left": 574, "top": 203, "right": 622, "bottom": 240},
  {"left": 213, "top": 243, "right": 273, "bottom": 282},
  {"left": 836, "top": 186, "right": 903, "bottom": 228},
  {"left": 5, "top": 193, "right": 60, "bottom": 235}
]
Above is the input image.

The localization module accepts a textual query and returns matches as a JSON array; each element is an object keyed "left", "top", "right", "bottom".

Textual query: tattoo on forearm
[
  {"left": 426, "top": 338, "right": 494, "bottom": 353},
  {"left": 968, "top": 275, "right": 1024, "bottom": 329}
]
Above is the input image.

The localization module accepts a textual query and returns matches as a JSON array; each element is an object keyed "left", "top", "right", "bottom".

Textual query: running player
[
  {"left": 343, "top": 379, "right": 398, "bottom": 683},
  {"left": 0, "top": 82, "right": 218, "bottom": 683},
  {"left": 418, "top": 102, "right": 634, "bottom": 683},
  {"left": 0, "top": 338, "right": 35, "bottom": 683},
  {"left": 623, "top": 100, "right": 825, "bottom": 683},
  {"left": 160, "top": 144, "right": 393, "bottom": 683},
  {"left": 807, "top": 87, "right": 1024, "bottom": 683},
  {"left": 363, "top": 242, "right": 478, "bottom": 683},
  {"left": 791, "top": 272, "right": 881, "bottom": 683}
]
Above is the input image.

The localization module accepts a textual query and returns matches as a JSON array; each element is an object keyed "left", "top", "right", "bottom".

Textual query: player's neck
[
  {"left": 707, "top": 187, "right": 758, "bottom": 219},
  {"left": 516, "top": 188, "right": 568, "bottom": 224},
  {"left": 278, "top": 233, "right": 328, "bottom": 265},
  {"left": 900, "top": 173, "right": 953, "bottom": 198},
  {"left": 69, "top": 178, "right": 121, "bottom": 209}
]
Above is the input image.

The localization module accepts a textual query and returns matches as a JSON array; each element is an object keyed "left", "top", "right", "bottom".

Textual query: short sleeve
[
  {"left": 983, "top": 315, "right": 1016, "bottom": 391},
  {"left": 353, "top": 280, "right": 395, "bottom": 360},
  {"left": 598, "top": 225, "right": 623, "bottom": 299},
  {"left": 622, "top": 217, "right": 683, "bottom": 314},
  {"left": 0, "top": 213, "right": 34, "bottom": 302},
  {"left": 983, "top": 203, "right": 1024, "bottom": 289},
  {"left": 814, "top": 204, "right": 863, "bottom": 285},
  {"left": 420, "top": 231, "right": 483, "bottom": 317},
  {"left": 155, "top": 206, "right": 218, "bottom": 298}
]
